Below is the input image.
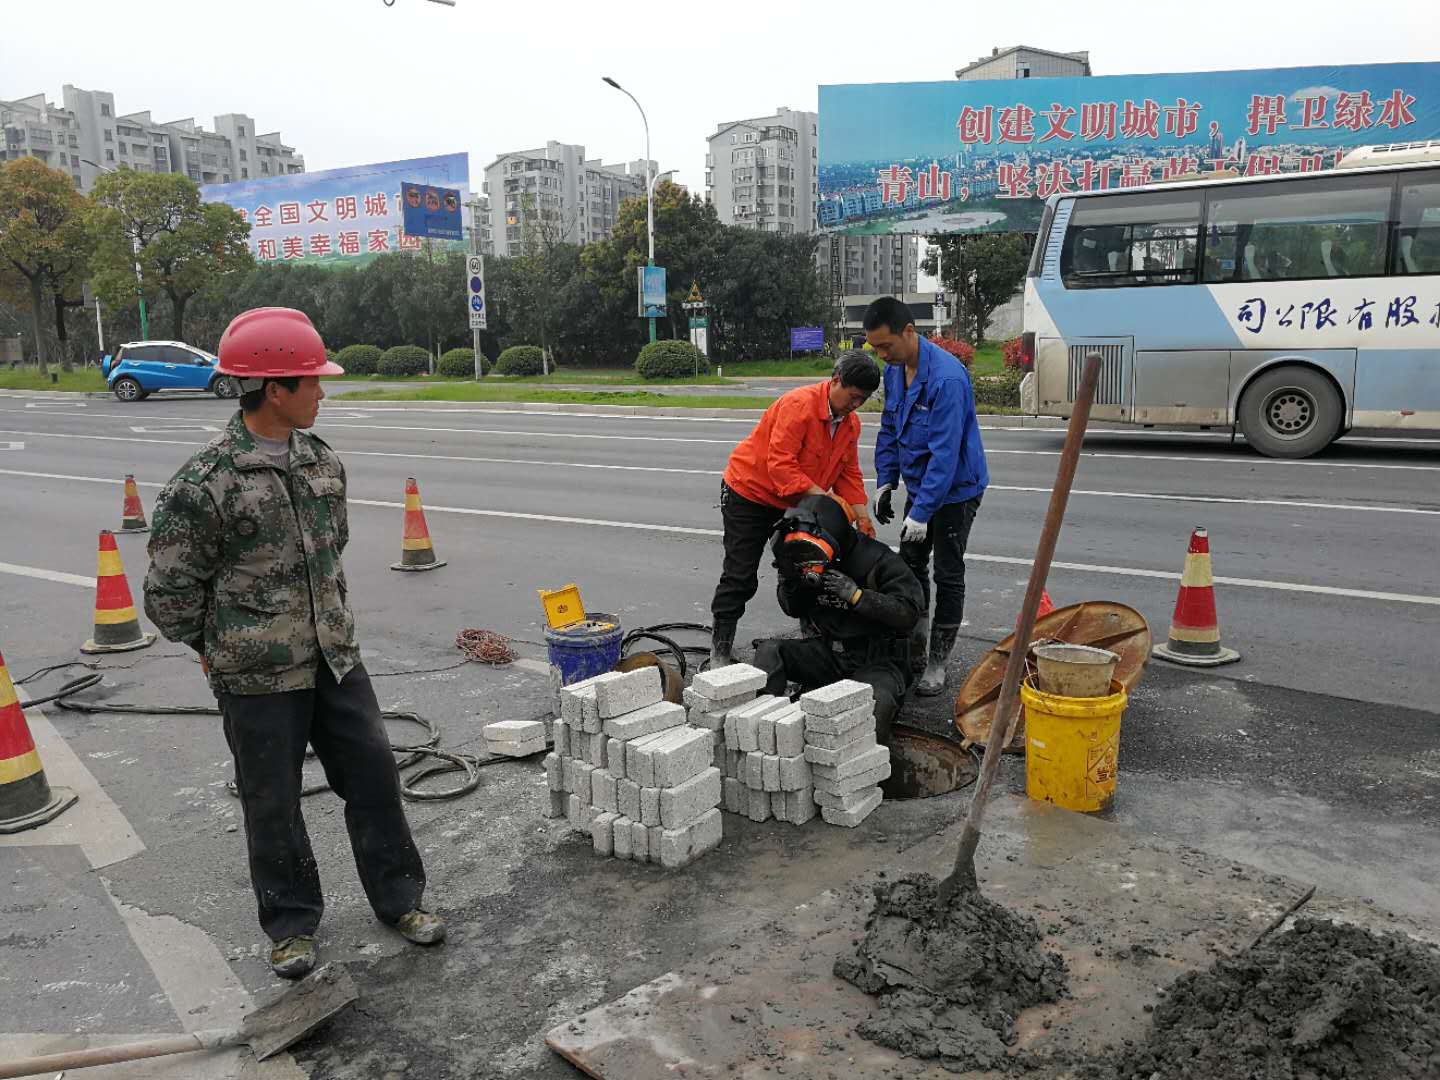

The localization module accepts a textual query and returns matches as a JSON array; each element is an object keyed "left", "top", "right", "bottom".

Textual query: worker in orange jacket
[{"left": 709, "top": 351, "right": 881, "bottom": 667}]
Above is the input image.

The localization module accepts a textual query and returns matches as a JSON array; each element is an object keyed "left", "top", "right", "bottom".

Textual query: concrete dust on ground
[
  {"left": 834, "top": 871, "right": 1068, "bottom": 1074},
  {"left": 1079, "top": 918, "right": 1440, "bottom": 1080}
]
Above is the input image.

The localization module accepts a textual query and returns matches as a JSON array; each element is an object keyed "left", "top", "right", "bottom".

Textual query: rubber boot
[
  {"left": 709, "top": 620, "right": 737, "bottom": 669},
  {"left": 909, "top": 616, "right": 929, "bottom": 675},
  {"left": 916, "top": 625, "right": 960, "bottom": 697}
]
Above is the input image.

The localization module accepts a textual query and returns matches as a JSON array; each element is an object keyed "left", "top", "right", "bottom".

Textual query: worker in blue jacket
[{"left": 864, "top": 296, "right": 989, "bottom": 697}]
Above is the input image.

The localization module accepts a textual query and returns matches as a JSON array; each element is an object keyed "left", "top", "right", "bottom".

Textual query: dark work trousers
[
  {"left": 219, "top": 662, "right": 426, "bottom": 942},
  {"left": 711, "top": 481, "right": 787, "bottom": 628},
  {"left": 900, "top": 493, "right": 982, "bottom": 629},
  {"left": 753, "top": 637, "right": 908, "bottom": 744}
]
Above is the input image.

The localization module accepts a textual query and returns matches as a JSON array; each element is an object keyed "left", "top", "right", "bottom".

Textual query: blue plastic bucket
[{"left": 545, "top": 612, "right": 624, "bottom": 689}]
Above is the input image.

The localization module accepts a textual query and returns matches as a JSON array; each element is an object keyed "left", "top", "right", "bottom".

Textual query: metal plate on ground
[
  {"left": 544, "top": 796, "right": 1415, "bottom": 1080},
  {"left": 955, "top": 602, "right": 1151, "bottom": 752}
]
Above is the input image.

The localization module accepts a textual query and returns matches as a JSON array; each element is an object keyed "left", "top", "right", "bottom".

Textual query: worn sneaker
[
  {"left": 395, "top": 909, "right": 446, "bottom": 945},
  {"left": 270, "top": 935, "right": 317, "bottom": 979}
]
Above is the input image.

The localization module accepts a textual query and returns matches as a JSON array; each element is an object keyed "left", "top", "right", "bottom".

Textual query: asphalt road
[{"left": 1, "top": 389, "right": 1437, "bottom": 1079}]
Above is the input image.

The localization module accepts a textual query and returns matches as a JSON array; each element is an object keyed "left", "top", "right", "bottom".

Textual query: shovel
[{"left": 0, "top": 963, "right": 357, "bottom": 1078}]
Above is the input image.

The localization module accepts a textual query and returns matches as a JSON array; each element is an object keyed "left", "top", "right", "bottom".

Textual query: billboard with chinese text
[
  {"left": 818, "top": 63, "right": 1440, "bottom": 236},
  {"left": 201, "top": 153, "right": 469, "bottom": 267},
  {"left": 401, "top": 181, "right": 463, "bottom": 241}
]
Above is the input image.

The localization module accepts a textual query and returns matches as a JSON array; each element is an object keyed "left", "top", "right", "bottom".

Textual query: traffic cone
[
  {"left": 390, "top": 478, "right": 447, "bottom": 572},
  {"left": 80, "top": 530, "right": 157, "bottom": 654},
  {"left": 1152, "top": 526, "right": 1240, "bottom": 667},
  {"left": 0, "top": 648, "right": 78, "bottom": 833},
  {"left": 1016, "top": 589, "right": 1055, "bottom": 633},
  {"left": 117, "top": 474, "right": 149, "bottom": 533}
]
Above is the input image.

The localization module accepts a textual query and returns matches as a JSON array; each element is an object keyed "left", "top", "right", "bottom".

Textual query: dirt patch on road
[
  {"left": 834, "top": 872, "right": 1067, "bottom": 1073},
  {"left": 1082, "top": 918, "right": 1440, "bottom": 1080}
]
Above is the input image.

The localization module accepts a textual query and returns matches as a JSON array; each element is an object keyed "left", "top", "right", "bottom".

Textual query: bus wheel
[{"left": 1238, "top": 366, "right": 1342, "bottom": 459}]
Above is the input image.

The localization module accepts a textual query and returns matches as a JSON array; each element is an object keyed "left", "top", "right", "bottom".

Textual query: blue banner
[
  {"left": 401, "top": 182, "right": 463, "bottom": 241},
  {"left": 201, "top": 152, "right": 469, "bottom": 267},
  {"left": 639, "top": 266, "right": 667, "bottom": 318},
  {"left": 818, "top": 62, "right": 1440, "bottom": 235},
  {"left": 790, "top": 326, "right": 825, "bottom": 352}
]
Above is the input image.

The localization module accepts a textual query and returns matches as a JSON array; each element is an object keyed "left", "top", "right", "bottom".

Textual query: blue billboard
[
  {"left": 201, "top": 152, "right": 469, "bottom": 267},
  {"left": 638, "top": 266, "right": 667, "bottom": 318},
  {"left": 790, "top": 326, "right": 825, "bottom": 352},
  {"left": 401, "top": 181, "right": 463, "bottom": 241},
  {"left": 819, "top": 63, "right": 1440, "bottom": 235}
]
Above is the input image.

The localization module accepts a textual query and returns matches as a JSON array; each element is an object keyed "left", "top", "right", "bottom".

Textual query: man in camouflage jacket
[{"left": 143, "top": 307, "right": 443, "bottom": 978}]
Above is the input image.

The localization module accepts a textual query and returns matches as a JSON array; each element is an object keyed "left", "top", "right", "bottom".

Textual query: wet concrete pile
[
  {"left": 834, "top": 872, "right": 1068, "bottom": 1074},
  {"left": 1084, "top": 918, "right": 1440, "bottom": 1080}
]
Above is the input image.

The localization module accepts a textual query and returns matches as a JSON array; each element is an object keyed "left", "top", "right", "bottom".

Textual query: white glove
[{"left": 899, "top": 516, "right": 929, "bottom": 544}]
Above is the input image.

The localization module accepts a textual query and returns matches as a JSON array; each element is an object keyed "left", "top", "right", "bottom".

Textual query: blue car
[{"left": 102, "top": 341, "right": 240, "bottom": 402}]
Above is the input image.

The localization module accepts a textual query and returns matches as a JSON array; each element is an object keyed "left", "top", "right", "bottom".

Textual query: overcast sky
[{"left": 7, "top": 0, "right": 1440, "bottom": 196}]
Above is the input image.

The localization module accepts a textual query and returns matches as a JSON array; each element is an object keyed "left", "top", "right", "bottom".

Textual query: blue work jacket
[{"left": 874, "top": 336, "right": 989, "bottom": 524}]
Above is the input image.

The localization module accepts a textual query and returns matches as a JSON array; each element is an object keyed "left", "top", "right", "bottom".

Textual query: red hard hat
[{"left": 216, "top": 307, "right": 344, "bottom": 379}]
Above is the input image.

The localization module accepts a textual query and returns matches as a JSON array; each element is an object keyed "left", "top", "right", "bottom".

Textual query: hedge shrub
[
  {"left": 929, "top": 336, "right": 975, "bottom": 369},
  {"left": 974, "top": 368, "right": 1024, "bottom": 410},
  {"left": 378, "top": 345, "right": 430, "bottom": 377},
  {"left": 1002, "top": 337, "right": 1027, "bottom": 369},
  {"left": 635, "top": 339, "right": 710, "bottom": 379},
  {"left": 438, "top": 347, "right": 488, "bottom": 377},
  {"left": 335, "top": 344, "right": 382, "bottom": 375},
  {"left": 495, "top": 345, "right": 545, "bottom": 376}
]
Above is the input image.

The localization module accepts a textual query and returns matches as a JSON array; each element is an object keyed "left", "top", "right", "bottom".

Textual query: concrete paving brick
[
  {"left": 802, "top": 731, "right": 878, "bottom": 765},
  {"left": 657, "top": 807, "right": 723, "bottom": 868},
  {"left": 622, "top": 729, "right": 670, "bottom": 781},
  {"left": 802, "top": 701, "right": 876, "bottom": 737},
  {"left": 604, "top": 699, "right": 686, "bottom": 741},
  {"left": 630, "top": 819, "right": 650, "bottom": 863},
  {"left": 640, "top": 786, "right": 661, "bottom": 827},
  {"left": 691, "top": 662, "right": 767, "bottom": 699},
  {"left": 746, "top": 784, "right": 772, "bottom": 822},
  {"left": 559, "top": 677, "right": 602, "bottom": 724},
  {"left": 595, "top": 667, "right": 663, "bottom": 719},
  {"left": 761, "top": 753, "right": 781, "bottom": 792},
  {"left": 684, "top": 686, "right": 754, "bottom": 714},
  {"left": 724, "top": 696, "right": 790, "bottom": 750},
  {"left": 659, "top": 767, "right": 722, "bottom": 829},
  {"left": 783, "top": 786, "right": 817, "bottom": 825},
  {"left": 486, "top": 719, "right": 546, "bottom": 743},
  {"left": 756, "top": 714, "right": 777, "bottom": 754},
  {"left": 563, "top": 757, "right": 595, "bottom": 796},
  {"left": 647, "top": 824, "right": 665, "bottom": 864},
  {"left": 651, "top": 727, "right": 714, "bottom": 788},
  {"left": 813, "top": 759, "right": 891, "bottom": 796},
  {"left": 591, "top": 812, "right": 619, "bottom": 856},
  {"left": 542, "top": 789, "right": 567, "bottom": 818},
  {"left": 813, "top": 784, "right": 883, "bottom": 811},
  {"left": 609, "top": 737, "right": 629, "bottom": 778},
  {"left": 809, "top": 743, "right": 890, "bottom": 782},
  {"left": 725, "top": 749, "right": 744, "bottom": 779},
  {"left": 734, "top": 713, "right": 760, "bottom": 752},
  {"left": 616, "top": 778, "right": 641, "bottom": 821},
  {"left": 799, "top": 679, "right": 874, "bottom": 717},
  {"left": 551, "top": 718, "right": 571, "bottom": 758},
  {"left": 722, "top": 776, "right": 746, "bottom": 814},
  {"left": 544, "top": 752, "right": 564, "bottom": 791},
  {"left": 820, "top": 786, "right": 883, "bottom": 827},
  {"left": 626, "top": 728, "right": 678, "bottom": 787},
  {"left": 567, "top": 793, "right": 595, "bottom": 830},
  {"left": 774, "top": 709, "right": 805, "bottom": 756},
  {"left": 591, "top": 769, "right": 619, "bottom": 813},
  {"left": 711, "top": 734, "right": 726, "bottom": 770},
  {"left": 488, "top": 736, "right": 547, "bottom": 758},
  {"left": 612, "top": 815, "right": 634, "bottom": 859},
  {"left": 778, "top": 753, "right": 811, "bottom": 791},
  {"left": 687, "top": 708, "right": 727, "bottom": 731},
  {"left": 743, "top": 751, "right": 765, "bottom": 790},
  {"left": 802, "top": 720, "right": 877, "bottom": 751}
]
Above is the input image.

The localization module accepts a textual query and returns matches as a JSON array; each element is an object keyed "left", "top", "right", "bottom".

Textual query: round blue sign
[
  {"left": 469, "top": 276, "right": 483, "bottom": 292},
  {"left": 470, "top": 296, "right": 484, "bottom": 312}
]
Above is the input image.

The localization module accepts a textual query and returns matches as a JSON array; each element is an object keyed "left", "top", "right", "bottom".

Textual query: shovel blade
[{"left": 239, "top": 963, "right": 359, "bottom": 1061}]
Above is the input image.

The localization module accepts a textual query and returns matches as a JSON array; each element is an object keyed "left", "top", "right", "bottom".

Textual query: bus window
[
  {"left": 1392, "top": 173, "right": 1440, "bottom": 275},
  {"left": 1060, "top": 191, "right": 1200, "bottom": 289},
  {"left": 1202, "top": 176, "right": 1393, "bottom": 284}
]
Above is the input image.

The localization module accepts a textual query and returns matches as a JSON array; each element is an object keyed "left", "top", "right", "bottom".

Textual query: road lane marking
[
  {"left": 1, "top": 441, "right": 21, "bottom": 450},
  {"left": 2, "top": 456, "right": 1438, "bottom": 518},
  {"left": 0, "top": 560, "right": 95, "bottom": 587}
]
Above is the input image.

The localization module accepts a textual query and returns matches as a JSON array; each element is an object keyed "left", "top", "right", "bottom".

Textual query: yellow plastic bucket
[{"left": 1021, "top": 677, "right": 1127, "bottom": 813}]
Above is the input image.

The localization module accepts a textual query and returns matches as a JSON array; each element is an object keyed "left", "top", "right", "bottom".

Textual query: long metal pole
[
  {"left": 94, "top": 296, "right": 104, "bottom": 356},
  {"left": 937, "top": 351, "right": 1104, "bottom": 904},
  {"left": 606, "top": 79, "right": 657, "bottom": 344},
  {"left": 469, "top": 198, "right": 484, "bottom": 380}
]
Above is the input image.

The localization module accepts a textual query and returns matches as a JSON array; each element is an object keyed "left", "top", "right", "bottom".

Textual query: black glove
[
  {"left": 875, "top": 485, "right": 896, "bottom": 526},
  {"left": 818, "top": 569, "right": 861, "bottom": 609}
]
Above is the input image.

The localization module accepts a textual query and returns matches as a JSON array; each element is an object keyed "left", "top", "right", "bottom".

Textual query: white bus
[{"left": 1020, "top": 143, "right": 1440, "bottom": 457}]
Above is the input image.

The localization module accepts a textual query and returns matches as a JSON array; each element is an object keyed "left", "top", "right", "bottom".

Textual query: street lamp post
[
  {"left": 602, "top": 76, "right": 658, "bottom": 343},
  {"left": 82, "top": 158, "right": 148, "bottom": 340}
]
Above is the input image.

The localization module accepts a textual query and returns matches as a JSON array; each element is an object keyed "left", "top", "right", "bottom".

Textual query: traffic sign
[
  {"left": 465, "top": 257, "right": 487, "bottom": 330},
  {"left": 467, "top": 255, "right": 483, "bottom": 276},
  {"left": 688, "top": 316, "right": 708, "bottom": 330},
  {"left": 685, "top": 281, "right": 704, "bottom": 304}
]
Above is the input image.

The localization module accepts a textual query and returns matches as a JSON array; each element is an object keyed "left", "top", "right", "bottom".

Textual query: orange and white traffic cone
[
  {"left": 1016, "top": 589, "right": 1055, "bottom": 633},
  {"left": 1152, "top": 526, "right": 1240, "bottom": 667},
  {"left": 0, "top": 647, "right": 78, "bottom": 833},
  {"left": 117, "top": 474, "right": 149, "bottom": 533},
  {"left": 80, "top": 530, "right": 157, "bottom": 654},
  {"left": 391, "top": 478, "right": 447, "bottom": 572}
]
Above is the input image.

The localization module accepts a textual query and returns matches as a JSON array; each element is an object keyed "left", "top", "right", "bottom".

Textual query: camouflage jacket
[{"left": 143, "top": 410, "right": 358, "bottom": 695}]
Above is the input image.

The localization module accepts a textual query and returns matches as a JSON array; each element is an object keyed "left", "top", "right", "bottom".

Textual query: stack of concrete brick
[
  {"left": 800, "top": 680, "right": 891, "bottom": 827},
  {"left": 720, "top": 692, "right": 817, "bottom": 825},
  {"left": 483, "top": 719, "right": 547, "bottom": 758},
  {"left": 542, "top": 667, "right": 722, "bottom": 869}
]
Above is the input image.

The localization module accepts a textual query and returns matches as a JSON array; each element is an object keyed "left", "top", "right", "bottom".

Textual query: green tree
[
  {"left": 0, "top": 157, "right": 93, "bottom": 372},
  {"left": 923, "top": 232, "right": 1032, "bottom": 345},
  {"left": 90, "top": 170, "right": 253, "bottom": 341}
]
